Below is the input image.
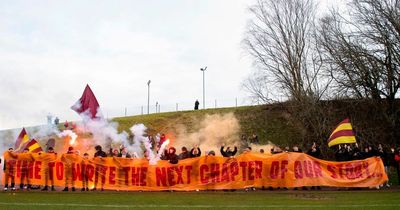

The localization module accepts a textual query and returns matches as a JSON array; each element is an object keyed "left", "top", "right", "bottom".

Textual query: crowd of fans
[{"left": 2, "top": 132, "right": 400, "bottom": 192}]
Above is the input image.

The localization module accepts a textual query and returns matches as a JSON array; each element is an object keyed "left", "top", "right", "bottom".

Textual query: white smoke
[
  {"left": 173, "top": 113, "right": 242, "bottom": 155},
  {"left": 31, "top": 124, "right": 60, "bottom": 140},
  {"left": 149, "top": 139, "right": 170, "bottom": 165},
  {"left": 57, "top": 129, "right": 78, "bottom": 146},
  {"left": 128, "top": 123, "right": 149, "bottom": 157},
  {"left": 75, "top": 108, "right": 127, "bottom": 148},
  {"left": 130, "top": 124, "right": 155, "bottom": 161}
]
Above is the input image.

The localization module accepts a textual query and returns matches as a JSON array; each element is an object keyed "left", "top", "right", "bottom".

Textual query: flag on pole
[
  {"left": 71, "top": 84, "right": 100, "bottom": 119},
  {"left": 14, "top": 128, "right": 30, "bottom": 152},
  {"left": 24, "top": 139, "right": 43, "bottom": 153},
  {"left": 328, "top": 118, "right": 357, "bottom": 147}
]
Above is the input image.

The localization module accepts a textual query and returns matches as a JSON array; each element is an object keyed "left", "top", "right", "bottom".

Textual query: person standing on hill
[{"left": 194, "top": 100, "right": 200, "bottom": 110}]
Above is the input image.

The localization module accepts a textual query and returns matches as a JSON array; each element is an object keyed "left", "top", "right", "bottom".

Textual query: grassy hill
[{"left": 113, "top": 105, "right": 301, "bottom": 147}]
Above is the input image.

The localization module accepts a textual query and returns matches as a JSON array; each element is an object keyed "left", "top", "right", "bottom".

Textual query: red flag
[
  {"left": 24, "top": 139, "right": 43, "bottom": 153},
  {"left": 14, "top": 128, "right": 30, "bottom": 152},
  {"left": 71, "top": 84, "right": 100, "bottom": 119}
]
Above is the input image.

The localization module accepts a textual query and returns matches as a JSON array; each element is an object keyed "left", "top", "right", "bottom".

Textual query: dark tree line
[{"left": 243, "top": 0, "right": 400, "bottom": 147}]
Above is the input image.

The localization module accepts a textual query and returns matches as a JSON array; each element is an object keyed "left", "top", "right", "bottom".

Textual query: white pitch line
[{"left": 0, "top": 202, "right": 400, "bottom": 208}]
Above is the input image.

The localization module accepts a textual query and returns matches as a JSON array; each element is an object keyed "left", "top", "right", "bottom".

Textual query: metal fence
[{"left": 102, "top": 98, "right": 254, "bottom": 119}]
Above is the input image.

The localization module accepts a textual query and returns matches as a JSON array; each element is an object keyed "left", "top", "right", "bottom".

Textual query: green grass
[
  {"left": 0, "top": 190, "right": 399, "bottom": 209},
  {"left": 113, "top": 105, "right": 301, "bottom": 146}
]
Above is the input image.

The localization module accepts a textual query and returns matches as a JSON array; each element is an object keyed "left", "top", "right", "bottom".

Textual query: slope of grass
[{"left": 113, "top": 105, "right": 301, "bottom": 146}]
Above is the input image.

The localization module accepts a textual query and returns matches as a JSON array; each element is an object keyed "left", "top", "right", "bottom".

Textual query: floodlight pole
[
  {"left": 200, "top": 66, "right": 207, "bottom": 109},
  {"left": 147, "top": 80, "right": 151, "bottom": 115}
]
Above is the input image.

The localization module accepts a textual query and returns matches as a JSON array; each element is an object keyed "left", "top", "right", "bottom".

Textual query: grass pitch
[{"left": 0, "top": 189, "right": 399, "bottom": 210}]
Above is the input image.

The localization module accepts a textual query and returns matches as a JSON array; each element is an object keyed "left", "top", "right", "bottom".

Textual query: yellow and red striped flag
[
  {"left": 14, "top": 128, "right": 30, "bottom": 152},
  {"left": 328, "top": 118, "right": 356, "bottom": 147},
  {"left": 24, "top": 139, "right": 43, "bottom": 153}
]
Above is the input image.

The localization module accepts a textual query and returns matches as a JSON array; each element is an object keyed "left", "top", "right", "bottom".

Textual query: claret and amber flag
[
  {"left": 24, "top": 139, "right": 43, "bottom": 153},
  {"left": 71, "top": 84, "right": 100, "bottom": 119},
  {"left": 328, "top": 118, "right": 357, "bottom": 147},
  {"left": 14, "top": 128, "right": 30, "bottom": 152}
]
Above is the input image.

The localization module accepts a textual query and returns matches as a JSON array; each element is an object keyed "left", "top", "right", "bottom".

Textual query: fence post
[
  {"left": 141, "top": 106, "right": 143, "bottom": 115},
  {"left": 235, "top": 98, "right": 238, "bottom": 107}
]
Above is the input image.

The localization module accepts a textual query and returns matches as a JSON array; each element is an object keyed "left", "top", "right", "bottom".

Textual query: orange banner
[{"left": 2, "top": 152, "right": 387, "bottom": 190}]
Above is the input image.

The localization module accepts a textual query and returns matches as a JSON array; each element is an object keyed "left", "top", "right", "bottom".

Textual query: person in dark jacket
[
  {"left": 351, "top": 146, "right": 363, "bottom": 160},
  {"left": 307, "top": 143, "right": 322, "bottom": 190},
  {"left": 367, "top": 145, "right": 377, "bottom": 157},
  {"left": 190, "top": 146, "right": 201, "bottom": 158},
  {"left": 94, "top": 145, "right": 107, "bottom": 158},
  {"left": 377, "top": 144, "right": 389, "bottom": 167},
  {"left": 307, "top": 142, "right": 321, "bottom": 159},
  {"left": 194, "top": 100, "right": 200, "bottom": 110},
  {"left": 377, "top": 144, "right": 390, "bottom": 187},
  {"left": 250, "top": 134, "right": 259, "bottom": 144},
  {"left": 220, "top": 145, "right": 237, "bottom": 157},
  {"left": 335, "top": 145, "right": 347, "bottom": 161},
  {"left": 344, "top": 144, "right": 354, "bottom": 161},
  {"left": 165, "top": 147, "right": 179, "bottom": 164},
  {"left": 93, "top": 145, "right": 107, "bottom": 191},
  {"left": 361, "top": 146, "right": 371, "bottom": 159},
  {"left": 178, "top": 147, "right": 190, "bottom": 160}
]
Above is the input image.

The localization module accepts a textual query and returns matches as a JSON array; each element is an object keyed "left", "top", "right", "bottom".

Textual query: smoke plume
[{"left": 173, "top": 113, "right": 242, "bottom": 154}]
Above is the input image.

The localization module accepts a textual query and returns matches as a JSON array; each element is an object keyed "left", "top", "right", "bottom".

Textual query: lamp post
[
  {"left": 200, "top": 66, "right": 207, "bottom": 109},
  {"left": 147, "top": 80, "right": 151, "bottom": 115}
]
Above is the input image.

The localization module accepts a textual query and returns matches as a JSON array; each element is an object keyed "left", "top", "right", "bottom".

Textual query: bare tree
[
  {"left": 318, "top": 0, "right": 400, "bottom": 144},
  {"left": 318, "top": 0, "right": 400, "bottom": 100},
  {"left": 242, "top": 72, "right": 275, "bottom": 104},
  {"left": 243, "top": 0, "right": 327, "bottom": 102}
]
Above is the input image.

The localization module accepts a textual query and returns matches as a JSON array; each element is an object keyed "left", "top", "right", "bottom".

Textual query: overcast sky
[{"left": 0, "top": 0, "right": 344, "bottom": 130}]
